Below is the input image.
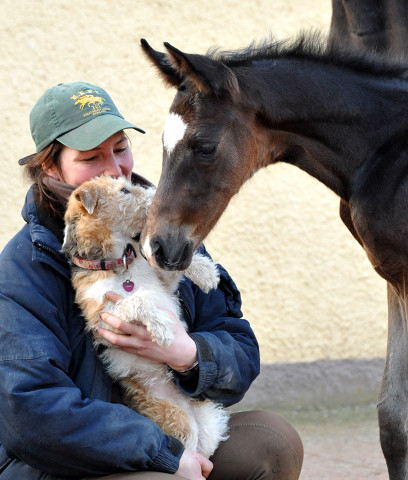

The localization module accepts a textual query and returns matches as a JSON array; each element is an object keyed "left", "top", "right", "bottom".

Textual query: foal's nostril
[
  {"left": 153, "top": 242, "right": 173, "bottom": 270},
  {"left": 180, "top": 241, "right": 193, "bottom": 265},
  {"left": 141, "top": 227, "right": 195, "bottom": 270},
  {"left": 146, "top": 235, "right": 193, "bottom": 271}
]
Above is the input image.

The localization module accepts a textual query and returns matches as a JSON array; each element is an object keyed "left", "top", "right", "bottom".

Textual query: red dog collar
[{"left": 71, "top": 244, "right": 136, "bottom": 271}]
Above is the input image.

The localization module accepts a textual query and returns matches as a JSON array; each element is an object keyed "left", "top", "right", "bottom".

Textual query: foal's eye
[
  {"left": 121, "top": 188, "right": 130, "bottom": 194},
  {"left": 198, "top": 144, "right": 216, "bottom": 156}
]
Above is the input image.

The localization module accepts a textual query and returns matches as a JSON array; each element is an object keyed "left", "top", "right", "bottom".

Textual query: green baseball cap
[{"left": 19, "top": 82, "right": 145, "bottom": 165}]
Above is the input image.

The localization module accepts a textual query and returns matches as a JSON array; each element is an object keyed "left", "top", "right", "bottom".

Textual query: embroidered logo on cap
[{"left": 70, "top": 89, "right": 111, "bottom": 117}]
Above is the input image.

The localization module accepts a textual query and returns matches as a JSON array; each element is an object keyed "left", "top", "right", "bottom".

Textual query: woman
[{"left": 0, "top": 82, "right": 303, "bottom": 480}]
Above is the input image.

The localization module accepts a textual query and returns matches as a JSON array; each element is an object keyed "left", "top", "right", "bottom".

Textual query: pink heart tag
[{"left": 123, "top": 280, "right": 134, "bottom": 292}]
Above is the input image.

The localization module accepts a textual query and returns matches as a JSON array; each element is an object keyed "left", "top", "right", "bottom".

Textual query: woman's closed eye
[
  {"left": 81, "top": 156, "right": 98, "bottom": 163},
  {"left": 114, "top": 146, "right": 129, "bottom": 155}
]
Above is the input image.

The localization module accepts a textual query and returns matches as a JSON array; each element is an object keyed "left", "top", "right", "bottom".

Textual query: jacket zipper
[{"left": 34, "top": 241, "right": 67, "bottom": 264}]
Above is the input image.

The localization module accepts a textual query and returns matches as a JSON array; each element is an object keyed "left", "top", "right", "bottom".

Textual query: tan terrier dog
[{"left": 62, "top": 175, "right": 229, "bottom": 458}]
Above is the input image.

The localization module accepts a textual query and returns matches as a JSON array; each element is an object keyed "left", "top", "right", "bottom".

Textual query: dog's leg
[
  {"left": 121, "top": 377, "right": 199, "bottom": 452},
  {"left": 193, "top": 400, "right": 230, "bottom": 458},
  {"left": 111, "top": 289, "right": 177, "bottom": 347},
  {"left": 183, "top": 253, "right": 220, "bottom": 293}
]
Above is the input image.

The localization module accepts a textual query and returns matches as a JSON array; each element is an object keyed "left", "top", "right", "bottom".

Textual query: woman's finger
[
  {"left": 98, "top": 326, "right": 140, "bottom": 349},
  {"left": 100, "top": 311, "right": 134, "bottom": 334},
  {"left": 99, "top": 312, "right": 152, "bottom": 341},
  {"left": 100, "top": 311, "right": 149, "bottom": 336},
  {"left": 104, "top": 291, "right": 124, "bottom": 303}
]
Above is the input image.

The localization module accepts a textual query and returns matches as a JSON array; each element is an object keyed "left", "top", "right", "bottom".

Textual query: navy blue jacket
[{"left": 0, "top": 184, "right": 260, "bottom": 479}]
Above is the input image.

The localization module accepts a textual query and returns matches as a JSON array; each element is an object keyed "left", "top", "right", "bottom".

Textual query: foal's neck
[{"left": 241, "top": 58, "right": 408, "bottom": 199}]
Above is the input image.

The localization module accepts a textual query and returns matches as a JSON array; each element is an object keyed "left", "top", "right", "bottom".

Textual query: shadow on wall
[{"left": 231, "top": 358, "right": 385, "bottom": 412}]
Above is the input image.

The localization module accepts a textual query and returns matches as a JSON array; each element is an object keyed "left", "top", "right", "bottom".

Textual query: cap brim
[
  {"left": 18, "top": 153, "right": 36, "bottom": 166},
  {"left": 57, "top": 114, "right": 145, "bottom": 151}
]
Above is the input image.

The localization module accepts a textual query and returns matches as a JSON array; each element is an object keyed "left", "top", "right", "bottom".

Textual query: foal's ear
[
  {"left": 76, "top": 184, "right": 99, "bottom": 215},
  {"left": 163, "top": 42, "right": 239, "bottom": 96},
  {"left": 141, "top": 39, "right": 183, "bottom": 88}
]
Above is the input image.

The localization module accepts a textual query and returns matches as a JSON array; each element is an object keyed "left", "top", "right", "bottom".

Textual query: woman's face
[{"left": 45, "top": 131, "right": 134, "bottom": 186}]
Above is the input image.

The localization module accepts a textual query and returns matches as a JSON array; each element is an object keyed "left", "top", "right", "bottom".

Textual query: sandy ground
[
  {"left": 228, "top": 402, "right": 389, "bottom": 479},
  {"left": 293, "top": 406, "right": 388, "bottom": 479}
]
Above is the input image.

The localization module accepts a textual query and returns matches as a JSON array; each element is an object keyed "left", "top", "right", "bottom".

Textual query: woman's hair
[{"left": 23, "top": 141, "right": 65, "bottom": 215}]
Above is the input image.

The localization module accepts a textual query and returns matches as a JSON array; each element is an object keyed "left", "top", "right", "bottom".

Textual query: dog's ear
[
  {"left": 62, "top": 183, "right": 99, "bottom": 257},
  {"left": 76, "top": 183, "right": 99, "bottom": 214}
]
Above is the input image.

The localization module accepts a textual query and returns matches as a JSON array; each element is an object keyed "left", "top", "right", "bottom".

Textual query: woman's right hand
[
  {"left": 100, "top": 292, "right": 198, "bottom": 372},
  {"left": 176, "top": 449, "right": 213, "bottom": 479}
]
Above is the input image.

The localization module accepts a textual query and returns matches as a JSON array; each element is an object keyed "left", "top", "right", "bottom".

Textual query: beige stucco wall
[{"left": 0, "top": 0, "right": 388, "bottom": 364}]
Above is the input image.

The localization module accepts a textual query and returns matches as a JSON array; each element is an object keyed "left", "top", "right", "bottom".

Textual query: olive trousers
[{"left": 83, "top": 410, "right": 303, "bottom": 480}]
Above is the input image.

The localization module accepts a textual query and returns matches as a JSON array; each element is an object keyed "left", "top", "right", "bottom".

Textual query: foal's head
[
  {"left": 140, "top": 37, "right": 407, "bottom": 271},
  {"left": 140, "top": 40, "right": 277, "bottom": 270}
]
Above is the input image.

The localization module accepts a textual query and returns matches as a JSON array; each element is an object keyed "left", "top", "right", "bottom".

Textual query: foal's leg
[{"left": 378, "top": 283, "right": 408, "bottom": 479}]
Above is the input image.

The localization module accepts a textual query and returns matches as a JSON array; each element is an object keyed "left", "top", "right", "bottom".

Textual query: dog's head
[{"left": 62, "top": 176, "right": 156, "bottom": 260}]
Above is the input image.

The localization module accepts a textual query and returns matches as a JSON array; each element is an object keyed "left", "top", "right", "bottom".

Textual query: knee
[
  {"left": 210, "top": 410, "right": 303, "bottom": 480},
  {"left": 235, "top": 410, "right": 303, "bottom": 476}
]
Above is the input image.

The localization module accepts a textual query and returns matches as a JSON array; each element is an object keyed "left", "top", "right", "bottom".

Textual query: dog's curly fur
[{"left": 62, "top": 175, "right": 229, "bottom": 457}]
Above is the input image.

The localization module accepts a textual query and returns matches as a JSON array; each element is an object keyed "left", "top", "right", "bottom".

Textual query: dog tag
[{"left": 123, "top": 280, "right": 134, "bottom": 293}]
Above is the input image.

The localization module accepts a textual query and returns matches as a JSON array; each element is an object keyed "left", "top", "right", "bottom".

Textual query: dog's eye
[{"left": 121, "top": 188, "right": 130, "bottom": 194}]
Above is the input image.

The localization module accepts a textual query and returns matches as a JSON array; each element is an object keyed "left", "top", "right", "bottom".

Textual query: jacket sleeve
[
  {"left": 0, "top": 233, "right": 183, "bottom": 477},
  {"left": 174, "top": 245, "right": 260, "bottom": 406}
]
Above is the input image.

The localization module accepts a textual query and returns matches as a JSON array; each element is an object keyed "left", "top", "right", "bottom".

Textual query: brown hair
[{"left": 23, "top": 141, "right": 65, "bottom": 215}]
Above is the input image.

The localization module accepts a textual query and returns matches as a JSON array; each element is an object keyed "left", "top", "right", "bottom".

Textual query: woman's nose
[{"left": 104, "top": 156, "right": 123, "bottom": 177}]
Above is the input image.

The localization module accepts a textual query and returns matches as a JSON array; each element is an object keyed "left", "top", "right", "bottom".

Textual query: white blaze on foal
[
  {"left": 163, "top": 112, "right": 187, "bottom": 155},
  {"left": 142, "top": 235, "right": 159, "bottom": 268}
]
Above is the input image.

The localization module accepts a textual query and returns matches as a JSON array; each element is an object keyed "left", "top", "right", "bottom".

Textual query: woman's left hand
[{"left": 98, "top": 291, "right": 198, "bottom": 372}]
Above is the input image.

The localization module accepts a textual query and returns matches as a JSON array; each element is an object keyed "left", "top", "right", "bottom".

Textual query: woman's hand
[
  {"left": 98, "top": 291, "right": 198, "bottom": 371},
  {"left": 176, "top": 450, "right": 213, "bottom": 479}
]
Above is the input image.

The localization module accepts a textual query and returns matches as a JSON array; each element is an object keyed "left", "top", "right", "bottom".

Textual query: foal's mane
[{"left": 208, "top": 31, "right": 408, "bottom": 79}]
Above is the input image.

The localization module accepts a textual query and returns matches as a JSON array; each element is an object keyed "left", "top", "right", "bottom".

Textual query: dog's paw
[
  {"left": 184, "top": 253, "right": 220, "bottom": 293},
  {"left": 114, "top": 290, "right": 175, "bottom": 347},
  {"left": 146, "top": 308, "right": 175, "bottom": 348}
]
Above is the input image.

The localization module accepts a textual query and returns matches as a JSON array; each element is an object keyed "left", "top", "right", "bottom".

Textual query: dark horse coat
[
  {"left": 329, "top": 5, "right": 408, "bottom": 478},
  {"left": 140, "top": 34, "right": 408, "bottom": 480},
  {"left": 329, "top": 0, "right": 408, "bottom": 54}
]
